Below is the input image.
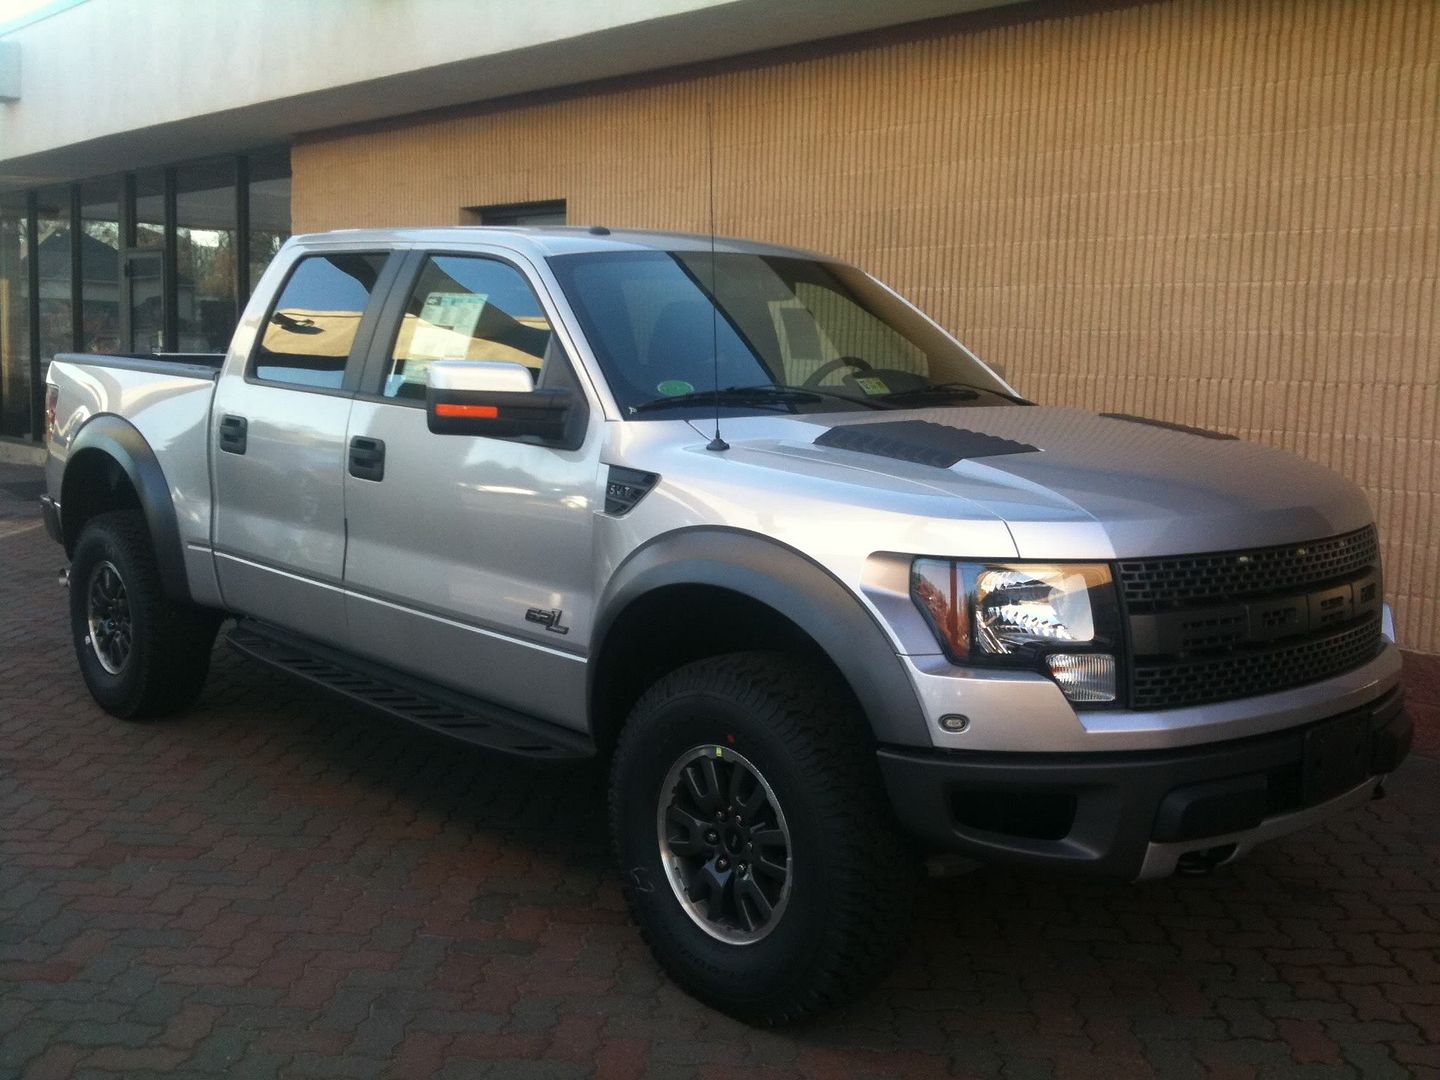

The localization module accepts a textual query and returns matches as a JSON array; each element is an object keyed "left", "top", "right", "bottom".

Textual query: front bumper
[{"left": 878, "top": 686, "right": 1410, "bottom": 880}]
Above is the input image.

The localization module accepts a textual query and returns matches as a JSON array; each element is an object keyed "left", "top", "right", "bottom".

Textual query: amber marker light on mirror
[{"left": 434, "top": 403, "right": 499, "bottom": 419}]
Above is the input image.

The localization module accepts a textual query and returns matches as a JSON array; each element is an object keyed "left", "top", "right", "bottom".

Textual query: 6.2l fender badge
[{"left": 525, "top": 607, "right": 570, "bottom": 635}]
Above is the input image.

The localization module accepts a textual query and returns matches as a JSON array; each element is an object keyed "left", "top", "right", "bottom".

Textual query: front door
[
  {"left": 211, "top": 248, "right": 395, "bottom": 643},
  {"left": 341, "top": 250, "right": 600, "bottom": 730}
]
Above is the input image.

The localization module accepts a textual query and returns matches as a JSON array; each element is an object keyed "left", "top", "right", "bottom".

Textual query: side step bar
[{"left": 227, "top": 620, "right": 595, "bottom": 760}]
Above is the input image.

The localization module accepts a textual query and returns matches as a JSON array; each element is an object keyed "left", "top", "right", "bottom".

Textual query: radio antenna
[{"left": 704, "top": 99, "right": 729, "bottom": 452}]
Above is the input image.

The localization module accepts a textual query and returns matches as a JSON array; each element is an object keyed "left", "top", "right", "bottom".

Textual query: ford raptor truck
[{"left": 41, "top": 227, "right": 1411, "bottom": 1022}]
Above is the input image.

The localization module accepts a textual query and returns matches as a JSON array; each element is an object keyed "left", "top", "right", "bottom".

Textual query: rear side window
[{"left": 252, "top": 253, "right": 387, "bottom": 389}]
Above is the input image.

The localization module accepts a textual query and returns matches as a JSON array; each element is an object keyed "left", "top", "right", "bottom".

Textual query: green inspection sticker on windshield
[
  {"left": 855, "top": 377, "right": 890, "bottom": 395},
  {"left": 656, "top": 380, "right": 695, "bottom": 396}
]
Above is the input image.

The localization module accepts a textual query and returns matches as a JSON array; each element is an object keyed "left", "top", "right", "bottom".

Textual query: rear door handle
[
  {"left": 348, "top": 436, "right": 386, "bottom": 482},
  {"left": 219, "top": 415, "right": 248, "bottom": 454}
]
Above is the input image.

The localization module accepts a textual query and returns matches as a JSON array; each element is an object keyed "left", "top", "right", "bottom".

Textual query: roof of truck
[{"left": 290, "top": 225, "right": 833, "bottom": 262}]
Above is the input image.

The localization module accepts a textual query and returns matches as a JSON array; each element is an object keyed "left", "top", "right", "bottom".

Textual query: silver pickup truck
[{"left": 41, "top": 226, "right": 1410, "bottom": 1022}]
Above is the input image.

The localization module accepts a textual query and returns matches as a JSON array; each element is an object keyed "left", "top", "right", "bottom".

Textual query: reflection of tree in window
[{"left": 253, "top": 254, "right": 386, "bottom": 389}]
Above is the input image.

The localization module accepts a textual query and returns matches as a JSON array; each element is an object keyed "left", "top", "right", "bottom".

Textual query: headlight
[{"left": 910, "top": 559, "right": 1120, "bottom": 704}]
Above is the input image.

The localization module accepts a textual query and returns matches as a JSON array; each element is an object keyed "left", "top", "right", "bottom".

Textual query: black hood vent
[
  {"left": 813, "top": 420, "right": 1038, "bottom": 468},
  {"left": 1101, "top": 413, "right": 1238, "bottom": 440}
]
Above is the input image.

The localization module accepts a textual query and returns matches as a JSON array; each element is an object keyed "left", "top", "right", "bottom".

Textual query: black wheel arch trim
[
  {"left": 61, "top": 413, "right": 191, "bottom": 604},
  {"left": 591, "top": 526, "right": 931, "bottom": 749}
]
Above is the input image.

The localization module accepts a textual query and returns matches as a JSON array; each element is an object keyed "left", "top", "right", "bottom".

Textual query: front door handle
[
  {"left": 219, "top": 415, "right": 248, "bottom": 454},
  {"left": 348, "top": 436, "right": 386, "bottom": 482}
]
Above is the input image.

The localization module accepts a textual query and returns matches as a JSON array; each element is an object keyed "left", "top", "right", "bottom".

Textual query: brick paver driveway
[{"left": 1, "top": 465, "right": 1437, "bottom": 1079}]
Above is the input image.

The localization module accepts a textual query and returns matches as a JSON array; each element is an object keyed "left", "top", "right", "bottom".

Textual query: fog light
[{"left": 1045, "top": 653, "right": 1116, "bottom": 703}]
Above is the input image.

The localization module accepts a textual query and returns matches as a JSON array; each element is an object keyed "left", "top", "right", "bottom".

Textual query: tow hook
[{"left": 58, "top": 566, "right": 69, "bottom": 590}]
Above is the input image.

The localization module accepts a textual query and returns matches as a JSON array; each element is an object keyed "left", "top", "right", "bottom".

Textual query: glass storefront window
[
  {"left": 1, "top": 146, "right": 289, "bottom": 435},
  {"left": 34, "top": 186, "right": 74, "bottom": 376},
  {"left": 80, "top": 178, "right": 122, "bottom": 354},
  {"left": 248, "top": 146, "right": 292, "bottom": 292},
  {"left": 176, "top": 158, "right": 237, "bottom": 352},
  {"left": 0, "top": 193, "right": 31, "bottom": 438}
]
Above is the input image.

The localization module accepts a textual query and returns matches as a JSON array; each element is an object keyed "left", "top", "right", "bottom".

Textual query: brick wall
[{"left": 293, "top": 0, "right": 1439, "bottom": 653}]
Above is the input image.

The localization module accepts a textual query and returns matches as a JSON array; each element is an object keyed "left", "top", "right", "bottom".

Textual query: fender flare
[
  {"left": 61, "top": 414, "right": 192, "bottom": 603},
  {"left": 591, "top": 527, "right": 931, "bottom": 748}
]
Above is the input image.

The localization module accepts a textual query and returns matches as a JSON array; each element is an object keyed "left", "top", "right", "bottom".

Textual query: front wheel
[
  {"left": 610, "top": 652, "right": 918, "bottom": 1023},
  {"left": 69, "top": 510, "right": 221, "bottom": 719}
]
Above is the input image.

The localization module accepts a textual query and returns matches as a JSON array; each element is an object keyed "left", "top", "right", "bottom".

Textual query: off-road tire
[
  {"left": 69, "top": 510, "right": 222, "bottom": 719},
  {"left": 610, "top": 651, "right": 918, "bottom": 1024}
]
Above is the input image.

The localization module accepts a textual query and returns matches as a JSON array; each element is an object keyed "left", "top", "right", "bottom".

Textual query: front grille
[
  {"left": 1131, "top": 619, "right": 1382, "bottom": 710},
  {"left": 1118, "top": 526, "right": 1378, "bottom": 613},
  {"left": 1120, "top": 526, "right": 1383, "bottom": 709}
]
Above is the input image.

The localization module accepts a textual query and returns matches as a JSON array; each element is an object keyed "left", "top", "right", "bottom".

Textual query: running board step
[{"left": 227, "top": 620, "right": 594, "bottom": 760}]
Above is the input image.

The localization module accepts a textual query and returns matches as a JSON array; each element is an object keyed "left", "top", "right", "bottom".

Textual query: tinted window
[
  {"left": 383, "top": 255, "right": 553, "bottom": 400},
  {"left": 252, "top": 253, "right": 386, "bottom": 388},
  {"left": 548, "top": 250, "right": 1012, "bottom": 418}
]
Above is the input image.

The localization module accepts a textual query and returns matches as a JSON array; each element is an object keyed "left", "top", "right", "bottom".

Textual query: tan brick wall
[{"left": 294, "top": 0, "right": 1440, "bottom": 653}]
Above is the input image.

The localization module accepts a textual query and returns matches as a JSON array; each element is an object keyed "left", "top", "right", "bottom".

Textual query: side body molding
[
  {"left": 61, "top": 414, "right": 192, "bottom": 603},
  {"left": 592, "top": 528, "right": 931, "bottom": 748}
]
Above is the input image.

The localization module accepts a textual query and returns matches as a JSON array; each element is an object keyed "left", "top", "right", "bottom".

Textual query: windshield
[{"left": 547, "top": 250, "right": 1021, "bottom": 418}]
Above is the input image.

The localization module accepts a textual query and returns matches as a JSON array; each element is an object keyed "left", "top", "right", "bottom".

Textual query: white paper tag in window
[{"left": 412, "top": 292, "right": 489, "bottom": 359}]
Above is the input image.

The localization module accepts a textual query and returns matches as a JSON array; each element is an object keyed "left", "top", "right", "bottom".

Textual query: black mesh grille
[
  {"left": 1131, "top": 619, "right": 1382, "bottom": 710},
  {"left": 1118, "top": 526, "right": 1379, "bottom": 614}
]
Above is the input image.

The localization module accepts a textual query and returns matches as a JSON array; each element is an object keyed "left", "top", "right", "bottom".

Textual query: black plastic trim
[
  {"left": 1100, "top": 413, "right": 1239, "bottom": 440},
  {"left": 61, "top": 413, "right": 191, "bottom": 602},
  {"left": 815, "top": 420, "right": 1038, "bottom": 467},
  {"left": 425, "top": 386, "right": 581, "bottom": 448},
  {"left": 592, "top": 527, "right": 931, "bottom": 748},
  {"left": 51, "top": 352, "right": 222, "bottom": 381},
  {"left": 228, "top": 619, "right": 594, "bottom": 760},
  {"left": 876, "top": 686, "right": 1407, "bottom": 878}
]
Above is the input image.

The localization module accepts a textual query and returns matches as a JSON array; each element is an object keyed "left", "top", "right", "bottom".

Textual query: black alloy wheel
[{"left": 658, "top": 744, "right": 792, "bottom": 944}]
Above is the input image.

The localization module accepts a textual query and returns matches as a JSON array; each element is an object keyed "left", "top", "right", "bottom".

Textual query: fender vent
[
  {"left": 814, "top": 420, "right": 1037, "bottom": 468},
  {"left": 604, "top": 466, "right": 658, "bottom": 515}
]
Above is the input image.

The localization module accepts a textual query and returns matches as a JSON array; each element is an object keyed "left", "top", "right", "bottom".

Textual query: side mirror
[{"left": 425, "top": 360, "right": 579, "bottom": 447}]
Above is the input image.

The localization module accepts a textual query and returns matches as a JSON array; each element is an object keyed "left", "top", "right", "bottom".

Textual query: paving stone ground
[{"left": 1, "top": 463, "right": 1437, "bottom": 1079}]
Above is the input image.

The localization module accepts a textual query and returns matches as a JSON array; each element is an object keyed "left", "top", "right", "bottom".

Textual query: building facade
[{"left": 1, "top": 0, "right": 1435, "bottom": 652}]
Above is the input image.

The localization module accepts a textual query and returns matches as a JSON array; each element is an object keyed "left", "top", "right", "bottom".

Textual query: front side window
[
  {"left": 252, "top": 253, "right": 386, "bottom": 389},
  {"left": 548, "top": 250, "right": 1018, "bottom": 418},
  {"left": 383, "top": 255, "right": 554, "bottom": 401}
]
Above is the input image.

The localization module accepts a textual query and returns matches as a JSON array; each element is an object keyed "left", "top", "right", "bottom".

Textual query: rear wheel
[
  {"left": 610, "top": 651, "right": 917, "bottom": 1024},
  {"left": 69, "top": 510, "right": 222, "bottom": 719}
]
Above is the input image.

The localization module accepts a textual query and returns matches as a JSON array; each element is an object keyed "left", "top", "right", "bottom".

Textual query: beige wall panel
[{"left": 294, "top": 0, "right": 1440, "bottom": 653}]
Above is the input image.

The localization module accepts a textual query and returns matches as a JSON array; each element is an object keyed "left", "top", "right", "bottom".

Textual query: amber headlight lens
[{"left": 910, "top": 559, "right": 1120, "bottom": 703}]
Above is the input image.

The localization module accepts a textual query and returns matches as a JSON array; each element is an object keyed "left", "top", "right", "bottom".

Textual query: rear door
[
  {"left": 210, "top": 247, "right": 399, "bottom": 642},
  {"left": 339, "top": 247, "right": 600, "bottom": 729}
]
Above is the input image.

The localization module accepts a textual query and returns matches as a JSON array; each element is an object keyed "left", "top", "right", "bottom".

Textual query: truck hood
[{"left": 623, "top": 406, "right": 1373, "bottom": 560}]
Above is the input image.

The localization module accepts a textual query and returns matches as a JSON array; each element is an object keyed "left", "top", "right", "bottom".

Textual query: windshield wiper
[
  {"left": 873, "top": 381, "right": 1031, "bottom": 406},
  {"left": 630, "top": 383, "right": 885, "bottom": 414}
]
